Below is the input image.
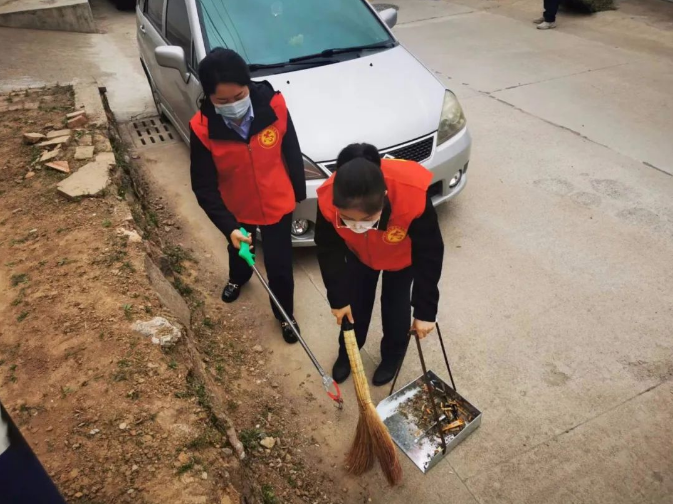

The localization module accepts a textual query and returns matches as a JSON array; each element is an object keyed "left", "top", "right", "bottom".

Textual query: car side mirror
[
  {"left": 379, "top": 7, "right": 398, "bottom": 29},
  {"left": 155, "top": 46, "right": 190, "bottom": 83}
]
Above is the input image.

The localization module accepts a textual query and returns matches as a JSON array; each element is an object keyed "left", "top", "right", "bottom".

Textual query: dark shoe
[
  {"left": 332, "top": 352, "right": 351, "bottom": 384},
  {"left": 372, "top": 358, "right": 402, "bottom": 387},
  {"left": 221, "top": 281, "right": 241, "bottom": 303},
  {"left": 280, "top": 319, "right": 300, "bottom": 344}
]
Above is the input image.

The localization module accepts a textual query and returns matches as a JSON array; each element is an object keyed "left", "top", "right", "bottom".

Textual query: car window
[
  {"left": 166, "top": 0, "right": 191, "bottom": 58},
  {"left": 145, "top": 0, "right": 164, "bottom": 29},
  {"left": 196, "top": 0, "right": 392, "bottom": 66}
]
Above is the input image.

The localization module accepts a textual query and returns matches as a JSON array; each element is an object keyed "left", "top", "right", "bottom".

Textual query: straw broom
[{"left": 343, "top": 321, "right": 402, "bottom": 485}]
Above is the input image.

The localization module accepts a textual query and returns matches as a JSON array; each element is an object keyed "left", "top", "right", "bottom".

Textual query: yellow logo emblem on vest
[
  {"left": 258, "top": 126, "right": 280, "bottom": 149},
  {"left": 383, "top": 226, "right": 407, "bottom": 244}
]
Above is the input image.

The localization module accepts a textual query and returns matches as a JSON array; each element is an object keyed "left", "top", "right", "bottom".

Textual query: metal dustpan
[{"left": 376, "top": 324, "right": 481, "bottom": 473}]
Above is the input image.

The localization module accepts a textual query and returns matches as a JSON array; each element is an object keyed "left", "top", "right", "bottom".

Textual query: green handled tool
[{"left": 238, "top": 228, "right": 343, "bottom": 408}]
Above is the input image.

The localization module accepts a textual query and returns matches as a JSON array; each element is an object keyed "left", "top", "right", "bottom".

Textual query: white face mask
[
  {"left": 214, "top": 94, "right": 251, "bottom": 120},
  {"left": 342, "top": 218, "right": 379, "bottom": 234}
]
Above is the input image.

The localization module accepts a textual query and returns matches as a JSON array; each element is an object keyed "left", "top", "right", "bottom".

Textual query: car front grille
[{"left": 322, "top": 134, "right": 435, "bottom": 172}]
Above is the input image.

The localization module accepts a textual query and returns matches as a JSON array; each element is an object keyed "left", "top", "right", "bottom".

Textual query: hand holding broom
[{"left": 342, "top": 319, "right": 402, "bottom": 485}]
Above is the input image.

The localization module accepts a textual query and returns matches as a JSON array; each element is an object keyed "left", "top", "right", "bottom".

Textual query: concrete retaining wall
[{"left": 0, "top": 0, "right": 96, "bottom": 33}]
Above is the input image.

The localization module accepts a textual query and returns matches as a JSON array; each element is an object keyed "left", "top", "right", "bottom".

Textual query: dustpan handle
[
  {"left": 388, "top": 331, "right": 413, "bottom": 396},
  {"left": 436, "top": 323, "right": 456, "bottom": 392},
  {"left": 414, "top": 331, "right": 447, "bottom": 453}
]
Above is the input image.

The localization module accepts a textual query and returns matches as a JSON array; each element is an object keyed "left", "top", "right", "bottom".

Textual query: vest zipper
[{"left": 248, "top": 143, "right": 267, "bottom": 223}]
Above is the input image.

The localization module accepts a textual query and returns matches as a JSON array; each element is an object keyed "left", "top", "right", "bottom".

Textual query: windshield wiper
[
  {"left": 289, "top": 41, "right": 395, "bottom": 63},
  {"left": 249, "top": 58, "right": 337, "bottom": 71}
]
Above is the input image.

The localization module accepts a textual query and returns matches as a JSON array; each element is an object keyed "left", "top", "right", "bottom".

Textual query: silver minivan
[{"left": 137, "top": 0, "right": 471, "bottom": 245}]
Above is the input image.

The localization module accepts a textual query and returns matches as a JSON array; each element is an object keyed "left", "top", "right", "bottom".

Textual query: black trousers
[
  {"left": 338, "top": 252, "right": 413, "bottom": 364},
  {"left": 228, "top": 213, "right": 294, "bottom": 321},
  {"left": 544, "top": 0, "right": 560, "bottom": 22}
]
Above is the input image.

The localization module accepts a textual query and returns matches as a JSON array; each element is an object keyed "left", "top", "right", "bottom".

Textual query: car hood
[{"left": 265, "top": 46, "right": 444, "bottom": 163}]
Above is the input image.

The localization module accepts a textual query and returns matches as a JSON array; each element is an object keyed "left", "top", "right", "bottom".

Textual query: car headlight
[
  {"left": 437, "top": 90, "right": 466, "bottom": 146},
  {"left": 304, "top": 156, "right": 327, "bottom": 180}
]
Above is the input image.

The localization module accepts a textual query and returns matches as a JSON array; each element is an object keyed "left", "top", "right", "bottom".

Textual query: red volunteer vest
[
  {"left": 317, "top": 159, "right": 432, "bottom": 271},
  {"left": 190, "top": 94, "right": 295, "bottom": 226}
]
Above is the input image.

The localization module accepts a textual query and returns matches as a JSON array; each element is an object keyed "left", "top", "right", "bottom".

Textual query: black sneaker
[
  {"left": 332, "top": 352, "right": 351, "bottom": 384},
  {"left": 372, "top": 358, "right": 401, "bottom": 387},
  {"left": 280, "top": 319, "right": 300, "bottom": 344},
  {"left": 221, "top": 281, "right": 241, "bottom": 303}
]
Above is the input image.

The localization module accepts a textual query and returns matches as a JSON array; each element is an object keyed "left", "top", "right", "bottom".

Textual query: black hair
[
  {"left": 198, "top": 47, "right": 251, "bottom": 96},
  {"left": 336, "top": 143, "right": 381, "bottom": 169},
  {"left": 333, "top": 158, "right": 386, "bottom": 214}
]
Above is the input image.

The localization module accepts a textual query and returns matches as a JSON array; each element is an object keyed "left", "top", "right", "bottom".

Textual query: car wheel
[{"left": 145, "top": 73, "right": 168, "bottom": 121}]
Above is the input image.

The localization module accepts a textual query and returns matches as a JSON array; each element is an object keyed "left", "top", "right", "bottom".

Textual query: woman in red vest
[
  {"left": 190, "top": 48, "right": 306, "bottom": 343},
  {"left": 315, "top": 144, "right": 444, "bottom": 385}
]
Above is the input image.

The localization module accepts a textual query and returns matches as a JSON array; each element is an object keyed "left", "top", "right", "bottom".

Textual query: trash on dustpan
[{"left": 376, "top": 325, "right": 482, "bottom": 474}]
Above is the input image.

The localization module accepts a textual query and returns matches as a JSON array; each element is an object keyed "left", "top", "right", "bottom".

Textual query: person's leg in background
[
  {"left": 223, "top": 222, "right": 256, "bottom": 303},
  {"left": 374, "top": 266, "right": 414, "bottom": 386},
  {"left": 538, "top": 0, "right": 559, "bottom": 28},
  {"left": 259, "top": 213, "right": 297, "bottom": 343},
  {"left": 333, "top": 252, "right": 380, "bottom": 383}
]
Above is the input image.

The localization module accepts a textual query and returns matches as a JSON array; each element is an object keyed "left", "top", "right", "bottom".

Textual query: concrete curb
[{"left": 0, "top": 0, "right": 96, "bottom": 33}]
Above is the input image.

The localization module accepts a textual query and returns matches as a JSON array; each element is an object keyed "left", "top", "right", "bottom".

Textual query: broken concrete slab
[
  {"left": 56, "top": 152, "right": 115, "bottom": 199},
  {"left": 73, "top": 82, "right": 106, "bottom": 128},
  {"left": 66, "top": 109, "right": 86, "bottom": 119},
  {"left": 45, "top": 160, "right": 70, "bottom": 173},
  {"left": 67, "top": 114, "right": 87, "bottom": 128},
  {"left": 144, "top": 255, "right": 191, "bottom": 328},
  {"left": 23, "top": 132, "right": 45, "bottom": 144},
  {"left": 77, "top": 134, "right": 93, "bottom": 146},
  {"left": 74, "top": 145, "right": 94, "bottom": 160},
  {"left": 39, "top": 147, "right": 62, "bottom": 162},
  {"left": 93, "top": 133, "right": 112, "bottom": 153},
  {"left": 46, "top": 128, "right": 71, "bottom": 139},
  {"left": 37, "top": 135, "right": 70, "bottom": 148},
  {"left": 131, "top": 317, "right": 183, "bottom": 348},
  {"left": 116, "top": 227, "right": 142, "bottom": 244}
]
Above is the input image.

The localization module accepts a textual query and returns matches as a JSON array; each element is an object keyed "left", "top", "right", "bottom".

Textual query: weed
[
  {"left": 112, "top": 370, "right": 128, "bottom": 382},
  {"left": 186, "top": 434, "right": 210, "bottom": 450},
  {"left": 118, "top": 359, "right": 131, "bottom": 368},
  {"left": 102, "top": 219, "right": 112, "bottom": 228},
  {"left": 203, "top": 317, "right": 215, "bottom": 329},
  {"left": 5, "top": 261, "right": 16, "bottom": 267},
  {"left": 173, "top": 277, "right": 193, "bottom": 297},
  {"left": 56, "top": 257, "right": 72, "bottom": 267},
  {"left": 174, "top": 390, "right": 191, "bottom": 399},
  {"left": 8, "top": 364, "right": 18, "bottom": 383},
  {"left": 144, "top": 305, "right": 152, "bottom": 314},
  {"left": 38, "top": 260, "right": 47, "bottom": 267},
  {"left": 239, "top": 428, "right": 261, "bottom": 451},
  {"left": 11, "top": 288, "right": 26, "bottom": 307},
  {"left": 168, "top": 360, "right": 178, "bottom": 370},
  {"left": 60, "top": 386, "right": 73, "bottom": 398},
  {"left": 56, "top": 227, "right": 67, "bottom": 234},
  {"left": 122, "top": 304, "right": 133, "bottom": 320},
  {"left": 226, "top": 399, "right": 238, "bottom": 413},
  {"left": 127, "top": 390, "right": 140, "bottom": 400},
  {"left": 176, "top": 459, "right": 194, "bottom": 474},
  {"left": 10, "top": 273, "right": 28, "bottom": 287},
  {"left": 121, "top": 261, "right": 136, "bottom": 273},
  {"left": 164, "top": 245, "right": 194, "bottom": 274},
  {"left": 17, "top": 311, "right": 29, "bottom": 322},
  {"left": 148, "top": 211, "right": 159, "bottom": 228},
  {"left": 261, "top": 484, "right": 279, "bottom": 504},
  {"left": 216, "top": 364, "right": 224, "bottom": 375},
  {"left": 9, "top": 364, "right": 16, "bottom": 372}
]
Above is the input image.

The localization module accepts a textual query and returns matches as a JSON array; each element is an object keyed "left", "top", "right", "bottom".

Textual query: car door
[
  {"left": 137, "top": 0, "right": 166, "bottom": 105},
  {"left": 157, "top": 0, "right": 201, "bottom": 140}
]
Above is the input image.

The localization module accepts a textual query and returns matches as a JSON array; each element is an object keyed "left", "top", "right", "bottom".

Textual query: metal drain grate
[{"left": 125, "top": 116, "right": 179, "bottom": 149}]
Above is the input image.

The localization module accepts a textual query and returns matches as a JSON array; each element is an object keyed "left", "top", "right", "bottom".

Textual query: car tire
[{"left": 113, "top": 0, "right": 137, "bottom": 10}]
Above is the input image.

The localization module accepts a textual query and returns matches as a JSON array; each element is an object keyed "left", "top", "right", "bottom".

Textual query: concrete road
[{"left": 3, "top": 0, "right": 673, "bottom": 502}]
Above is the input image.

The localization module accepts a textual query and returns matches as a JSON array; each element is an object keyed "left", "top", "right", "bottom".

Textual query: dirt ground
[{"left": 0, "top": 87, "right": 353, "bottom": 504}]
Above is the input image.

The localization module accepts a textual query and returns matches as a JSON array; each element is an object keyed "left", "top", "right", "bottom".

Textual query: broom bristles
[{"left": 344, "top": 329, "right": 403, "bottom": 485}]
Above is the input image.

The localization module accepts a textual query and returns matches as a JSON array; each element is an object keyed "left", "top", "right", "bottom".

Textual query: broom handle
[
  {"left": 342, "top": 320, "right": 373, "bottom": 406},
  {"left": 414, "top": 331, "right": 447, "bottom": 452}
]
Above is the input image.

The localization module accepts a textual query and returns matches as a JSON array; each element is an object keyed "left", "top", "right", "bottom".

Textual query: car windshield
[{"left": 196, "top": 0, "right": 393, "bottom": 66}]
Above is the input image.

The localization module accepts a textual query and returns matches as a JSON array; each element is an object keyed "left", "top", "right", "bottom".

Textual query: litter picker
[
  {"left": 342, "top": 319, "right": 402, "bottom": 485},
  {"left": 237, "top": 228, "right": 342, "bottom": 409}
]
